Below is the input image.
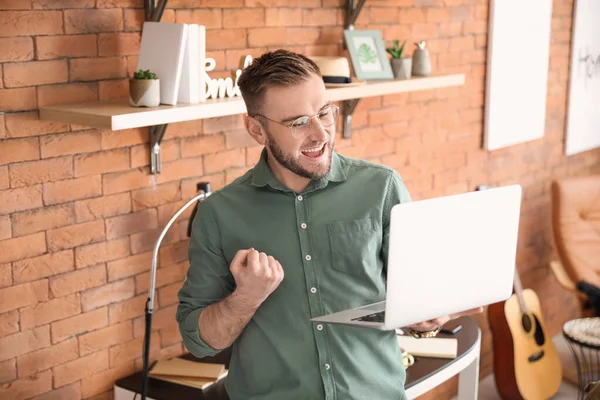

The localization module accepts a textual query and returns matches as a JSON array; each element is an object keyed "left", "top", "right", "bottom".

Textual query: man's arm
[{"left": 197, "top": 249, "right": 284, "bottom": 350}]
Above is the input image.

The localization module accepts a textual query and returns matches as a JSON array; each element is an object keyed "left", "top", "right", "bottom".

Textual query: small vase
[
  {"left": 412, "top": 41, "right": 431, "bottom": 76},
  {"left": 129, "top": 78, "right": 160, "bottom": 107},
  {"left": 392, "top": 58, "right": 412, "bottom": 80}
]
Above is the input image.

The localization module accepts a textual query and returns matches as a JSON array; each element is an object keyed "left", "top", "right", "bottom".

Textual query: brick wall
[{"left": 0, "top": 0, "right": 598, "bottom": 399}]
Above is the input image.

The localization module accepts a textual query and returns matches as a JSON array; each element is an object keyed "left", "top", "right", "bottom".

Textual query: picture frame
[{"left": 343, "top": 29, "right": 394, "bottom": 80}]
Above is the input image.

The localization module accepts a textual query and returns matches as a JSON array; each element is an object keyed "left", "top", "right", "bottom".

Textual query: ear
[{"left": 244, "top": 116, "right": 266, "bottom": 146}]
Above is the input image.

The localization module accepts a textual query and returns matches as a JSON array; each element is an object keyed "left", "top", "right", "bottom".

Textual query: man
[{"left": 177, "top": 49, "right": 481, "bottom": 399}]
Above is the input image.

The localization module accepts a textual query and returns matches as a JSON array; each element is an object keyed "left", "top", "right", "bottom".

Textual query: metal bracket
[
  {"left": 345, "top": 0, "right": 366, "bottom": 30},
  {"left": 149, "top": 124, "right": 168, "bottom": 174},
  {"left": 342, "top": 99, "right": 360, "bottom": 139}
]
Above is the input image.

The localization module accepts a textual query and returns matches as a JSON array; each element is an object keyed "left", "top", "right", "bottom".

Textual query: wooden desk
[{"left": 114, "top": 316, "right": 480, "bottom": 400}]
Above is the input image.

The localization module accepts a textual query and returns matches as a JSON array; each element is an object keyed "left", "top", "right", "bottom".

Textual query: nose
[{"left": 308, "top": 116, "right": 330, "bottom": 142}]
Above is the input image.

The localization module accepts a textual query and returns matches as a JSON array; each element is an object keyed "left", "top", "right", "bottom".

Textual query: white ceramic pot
[
  {"left": 392, "top": 58, "right": 412, "bottom": 80},
  {"left": 129, "top": 78, "right": 160, "bottom": 107}
]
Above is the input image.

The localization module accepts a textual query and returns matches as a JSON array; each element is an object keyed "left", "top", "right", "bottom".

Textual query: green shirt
[{"left": 177, "top": 149, "right": 412, "bottom": 400}]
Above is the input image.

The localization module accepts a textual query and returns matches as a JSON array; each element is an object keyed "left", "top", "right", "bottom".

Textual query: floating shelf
[{"left": 39, "top": 74, "right": 465, "bottom": 131}]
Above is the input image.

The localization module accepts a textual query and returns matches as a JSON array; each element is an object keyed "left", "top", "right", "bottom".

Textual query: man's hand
[
  {"left": 407, "top": 306, "right": 484, "bottom": 332},
  {"left": 230, "top": 248, "right": 284, "bottom": 309}
]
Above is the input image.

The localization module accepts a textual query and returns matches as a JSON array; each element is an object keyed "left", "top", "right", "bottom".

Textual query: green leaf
[{"left": 357, "top": 43, "right": 377, "bottom": 64}]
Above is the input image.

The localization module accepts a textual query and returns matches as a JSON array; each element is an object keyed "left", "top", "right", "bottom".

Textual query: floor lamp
[{"left": 141, "top": 182, "right": 212, "bottom": 400}]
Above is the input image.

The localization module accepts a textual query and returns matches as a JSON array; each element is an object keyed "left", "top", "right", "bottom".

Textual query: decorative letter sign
[{"left": 204, "top": 55, "right": 253, "bottom": 100}]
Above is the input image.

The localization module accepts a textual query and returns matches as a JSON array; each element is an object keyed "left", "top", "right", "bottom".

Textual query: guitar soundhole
[
  {"left": 533, "top": 314, "right": 546, "bottom": 346},
  {"left": 521, "top": 314, "right": 532, "bottom": 332}
]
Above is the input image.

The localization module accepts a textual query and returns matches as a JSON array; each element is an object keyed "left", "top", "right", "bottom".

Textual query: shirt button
[
  {"left": 325, "top": 364, "right": 331, "bottom": 370},
  {"left": 317, "top": 324, "right": 323, "bottom": 331},
  {"left": 301, "top": 223, "right": 307, "bottom": 229},
  {"left": 305, "top": 255, "right": 312, "bottom": 261},
  {"left": 297, "top": 195, "right": 303, "bottom": 201},
  {"left": 310, "top": 287, "right": 317, "bottom": 293}
]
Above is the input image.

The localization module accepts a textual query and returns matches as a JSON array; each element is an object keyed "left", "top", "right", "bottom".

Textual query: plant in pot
[
  {"left": 129, "top": 69, "right": 160, "bottom": 107},
  {"left": 386, "top": 40, "right": 412, "bottom": 80}
]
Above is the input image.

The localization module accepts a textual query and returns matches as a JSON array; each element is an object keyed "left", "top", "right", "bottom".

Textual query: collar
[{"left": 251, "top": 148, "right": 347, "bottom": 191}]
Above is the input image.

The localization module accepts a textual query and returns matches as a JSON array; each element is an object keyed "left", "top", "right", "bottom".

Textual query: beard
[{"left": 264, "top": 128, "right": 334, "bottom": 180}]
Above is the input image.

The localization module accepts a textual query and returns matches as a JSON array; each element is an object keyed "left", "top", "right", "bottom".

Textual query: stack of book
[{"left": 149, "top": 357, "right": 228, "bottom": 390}]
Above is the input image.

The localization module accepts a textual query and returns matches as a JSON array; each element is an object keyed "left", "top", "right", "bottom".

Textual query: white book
[
  {"left": 396, "top": 335, "right": 458, "bottom": 359},
  {"left": 137, "top": 21, "right": 188, "bottom": 105},
  {"left": 197, "top": 25, "right": 206, "bottom": 103},
  {"left": 178, "top": 24, "right": 199, "bottom": 104}
]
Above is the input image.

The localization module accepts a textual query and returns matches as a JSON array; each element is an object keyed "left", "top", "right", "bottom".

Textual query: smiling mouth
[{"left": 301, "top": 143, "right": 326, "bottom": 158}]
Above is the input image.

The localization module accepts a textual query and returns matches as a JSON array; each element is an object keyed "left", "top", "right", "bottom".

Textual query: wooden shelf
[{"left": 39, "top": 74, "right": 465, "bottom": 131}]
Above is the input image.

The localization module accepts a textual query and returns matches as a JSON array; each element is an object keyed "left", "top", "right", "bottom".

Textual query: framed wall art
[{"left": 343, "top": 29, "right": 394, "bottom": 80}]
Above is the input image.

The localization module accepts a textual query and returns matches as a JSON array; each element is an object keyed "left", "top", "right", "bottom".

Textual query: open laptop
[{"left": 310, "top": 184, "right": 522, "bottom": 331}]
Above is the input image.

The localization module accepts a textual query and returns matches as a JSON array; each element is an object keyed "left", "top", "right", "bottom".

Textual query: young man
[{"left": 177, "top": 49, "right": 480, "bottom": 399}]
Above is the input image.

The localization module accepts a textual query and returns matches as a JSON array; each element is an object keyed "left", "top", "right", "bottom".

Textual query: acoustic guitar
[{"left": 488, "top": 267, "right": 562, "bottom": 400}]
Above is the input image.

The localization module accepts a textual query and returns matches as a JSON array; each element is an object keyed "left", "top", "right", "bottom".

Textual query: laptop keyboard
[{"left": 352, "top": 311, "right": 385, "bottom": 323}]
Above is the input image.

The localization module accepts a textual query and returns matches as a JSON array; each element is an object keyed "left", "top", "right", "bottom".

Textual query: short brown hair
[{"left": 237, "top": 49, "right": 321, "bottom": 116}]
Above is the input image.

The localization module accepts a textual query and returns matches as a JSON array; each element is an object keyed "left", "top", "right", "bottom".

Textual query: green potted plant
[
  {"left": 129, "top": 69, "right": 160, "bottom": 107},
  {"left": 386, "top": 40, "right": 411, "bottom": 80}
]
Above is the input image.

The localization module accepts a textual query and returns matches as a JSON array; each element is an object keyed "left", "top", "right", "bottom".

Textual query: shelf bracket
[
  {"left": 149, "top": 124, "right": 168, "bottom": 174},
  {"left": 345, "top": 0, "right": 367, "bottom": 30},
  {"left": 342, "top": 99, "right": 360, "bottom": 139}
]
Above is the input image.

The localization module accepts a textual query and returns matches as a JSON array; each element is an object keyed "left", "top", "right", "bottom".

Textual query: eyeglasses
[{"left": 252, "top": 104, "right": 339, "bottom": 140}]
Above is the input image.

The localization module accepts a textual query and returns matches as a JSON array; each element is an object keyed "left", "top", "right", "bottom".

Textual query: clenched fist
[{"left": 230, "top": 248, "right": 284, "bottom": 308}]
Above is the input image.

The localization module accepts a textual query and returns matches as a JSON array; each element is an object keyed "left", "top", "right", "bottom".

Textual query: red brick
[
  {"left": 4, "top": 60, "right": 68, "bottom": 88},
  {"left": 110, "top": 334, "right": 159, "bottom": 367},
  {"left": 223, "top": 8, "right": 265, "bottom": 28},
  {"left": 79, "top": 320, "right": 132, "bottom": 356},
  {"left": 36, "top": 34, "right": 97, "bottom": 60},
  {"left": 206, "top": 28, "right": 247, "bottom": 51},
  {"left": 98, "top": 32, "right": 140, "bottom": 57},
  {"left": 0, "top": 311, "right": 18, "bottom": 338},
  {"left": 122, "top": 8, "right": 144, "bottom": 31},
  {"left": 99, "top": 79, "right": 129, "bottom": 100},
  {"left": 132, "top": 304, "right": 177, "bottom": 337},
  {"left": 0, "top": 10, "right": 62, "bottom": 36},
  {"left": 0, "top": 87, "right": 37, "bottom": 111},
  {"left": 181, "top": 135, "right": 226, "bottom": 158},
  {"left": 106, "top": 208, "right": 157, "bottom": 239},
  {"left": 158, "top": 282, "right": 181, "bottom": 307},
  {"left": 157, "top": 199, "right": 195, "bottom": 225},
  {"left": 204, "top": 148, "right": 245, "bottom": 174},
  {"left": 100, "top": 127, "right": 146, "bottom": 150},
  {"left": 81, "top": 278, "right": 134, "bottom": 312},
  {"left": 449, "top": 36, "right": 475, "bottom": 52},
  {"left": 50, "top": 307, "right": 107, "bottom": 344},
  {"left": 0, "top": 359, "right": 16, "bottom": 384},
  {"left": 0, "top": 216, "right": 10, "bottom": 241},
  {"left": 0, "top": 37, "right": 33, "bottom": 62},
  {"left": 80, "top": 362, "right": 135, "bottom": 399},
  {"left": 175, "top": 9, "right": 222, "bottom": 29},
  {"left": 37, "top": 82, "right": 98, "bottom": 107},
  {"left": 43, "top": 175, "right": 102, "bottom": 205},
  {"left": 13, "top": 249, "right": 74, "bottom": 283},
  {"left": 130, "top": 225, "right": 179, "bottom": 255},
  {"left": 136, "top": 262, "right": 186, "bottom": 295},
  {"left": 74, "top": 192, "right": 131, "bottom": 223},
  {"left": 96, "top": 0, "right": 140, "bottom": 6},
  {"left": 108, "top": 294, "right": 146, "bottom": 324},
  {"left": 75, "top": 237, "right": 130, "bottom": 269},
  {"left": 29, "top": 383, "right": 81, "bottom": 400},
  {"left": 0, "top": 232, "right": 46, "bottom": 265},
  {"left": 0, "top": 137, "right": 39, "bottom": 166},
  {"left": 47, "top": 220, "right": 105, "bottom": 251},
  {"left": 11, "top": 204, "right": 72, "bottom": 237},
  {"left": 159, "top": 325, "right": 182, "bottom": 347},
  {"left": 18, "top": 337, "right": 78, "bottom": 377},
  {"left": 0, "top": 114, "right": 3, "bottom": 138},
  {"left": 40, "top": 131, "right": 101, "bottom": 158},
  {"left": 106, "top": 252, "right": 151, "bottom": 282},
  {"left": 301, "top": 8, "right": 338, "bottom": 26},
  {"left": 265, "top": 8, "right": 302, "bottom": 26},
  {"left": 20, "top": 294, "right": 81, "bottom": 330},
  {"left": 155, "top": 157, "right": 204, "bottom": 185},
  {"left": 131, "top": 182, "right": 180, "bottom": 212},
  {"left": 412, "top": 22, "right": 438, "bottom": 38},
  {"left": 158, "top": 240, "right": 189, "bottom": 267},
  {"left": 130, "top": 138, "right": 179, "bottom": 168},
  {"left": 5, "top": 111, "right": 69, "bottom": 138},
  {"left": 102, "top": 168, "right": 151, "bottom": 195},
  {"left": 0, "top": 0, "right": 32, "bottom": 9},
  {"left": 34, "top": 0, "right": 94, "bottom": 7},
  {"left": 248, "top": 27, "right": 287, "bottom": 47},
  {"left": 0, "top": 263, "right": 10, "bottom": 290},
  {"left": 53, "top": 349, "right": 109, "bottom": 388},
  {"left": 49, "top": 263, "right": 106, "bottom": 297},
  {"left": 0, "top": 369, "right": 52, "bottom": 400},
  {"left": 9, "top": 156, "right": 73, "bottom": 188},
  {"left": 369, "top": 7, "right": 397, "bottom": 23},
  {"left": 0, "top": 325, "right": 50, "bottom": 362},
  {"left": 64, "top": 9, "right": 123, "bottom": 34},
  {"left": 74, "top": 148, "right": 130, "bottom": 177},
  {"left": 70, "top": 56, "right": 127, "bottom": 81}
]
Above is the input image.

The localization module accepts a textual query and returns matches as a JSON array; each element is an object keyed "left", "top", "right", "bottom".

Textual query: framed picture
[{"left": 344, "top": 30, "right": 394, "bottom": 80}]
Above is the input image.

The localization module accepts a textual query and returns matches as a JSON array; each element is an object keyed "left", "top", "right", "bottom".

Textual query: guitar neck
[{"left": 513, "top": 267, "right": 528, "bottom": 314}]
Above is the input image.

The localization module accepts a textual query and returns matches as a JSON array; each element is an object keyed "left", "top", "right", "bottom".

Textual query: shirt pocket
[{"left": 327, "top": 217, "right": 381, "bottom": 279}]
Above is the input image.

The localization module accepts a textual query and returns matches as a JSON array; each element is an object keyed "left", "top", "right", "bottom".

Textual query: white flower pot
[
  {"left": 129, "top": 78, "right": 160, "bottom": 107},
  {"left": 392, "top": 58, "right": 412, "bottom": 80}
]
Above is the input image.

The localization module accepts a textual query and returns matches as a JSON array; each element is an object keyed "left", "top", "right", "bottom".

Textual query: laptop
[{"left": 310, "top": 184, "right": 522, "bottom": 331}]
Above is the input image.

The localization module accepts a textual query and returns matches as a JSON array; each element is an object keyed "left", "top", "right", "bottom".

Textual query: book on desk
[{"left": 149, "top": 357, "right": 228, "bottom": 390}]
